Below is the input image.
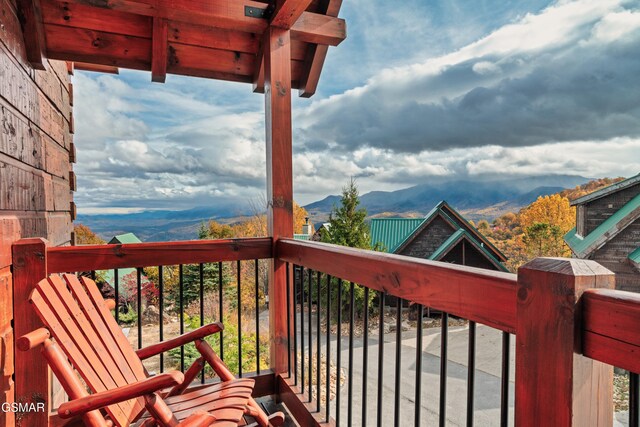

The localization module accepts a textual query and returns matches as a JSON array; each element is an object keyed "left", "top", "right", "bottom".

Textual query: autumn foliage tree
[
  {"left": 74, "top": 224, "right": 106, "bottom": 245},
  {"left": 519, "top": 194, "right": 575, "bottom": 258}
]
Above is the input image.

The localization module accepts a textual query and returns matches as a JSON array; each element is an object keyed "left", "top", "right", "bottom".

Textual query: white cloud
[{"left": 71, "top": 0, "right": 640, "bottom": 213}]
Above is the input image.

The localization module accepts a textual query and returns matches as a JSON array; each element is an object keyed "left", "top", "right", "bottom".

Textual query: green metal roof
[
  {"left": 571, "top": 173, "right": 640, "bottom": 206},
  {"left": 565, "top": 193, "right": 640, "bottom": 258},
  {"left": 370, "top": 201, "right": 507, "bottom": 270},
  {"left": 293, "top": 234, "right": 311, "bottom": 241},
  {"left": 629, "top": 247, "right": 640, "bottom": 268},
  {"left": 429, "top": 229, "right": 465, "bottom": 260},
  {"left": 109, "top": 232, "right": 142, "bottom": 244},
  {"left": 370, "top": 217, "right": 425, "bottom": 252}
]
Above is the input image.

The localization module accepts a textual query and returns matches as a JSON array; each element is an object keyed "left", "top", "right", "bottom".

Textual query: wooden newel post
[
  {"left": 12, "top": 238, "right": 49, "bottom": 427},
  {"left": 265, "top": 25, "right": 294, "bottom": 376},
  {"left": 515, "top": 258, "right": 613, "bottom": 427}
]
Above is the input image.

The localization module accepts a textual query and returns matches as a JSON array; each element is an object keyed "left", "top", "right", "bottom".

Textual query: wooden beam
[
  {"left": 271, "top": 0, "right": 314, "bottom": 29},
  {"left": 583, "top": 289, "right": 640, "bottom": 373},
  {"left": 18, "top": 0, "right": 47, "bottom": 69},
  {"left": 290, "top": 11, "right": 345, "bottom": 46},
  {"left": 73, "top": 62, "right": 119, "bottom": 74},
  {"left": 276, "top": 239, "right": 517, "bottom": 332},
  {"left": 298, "top": 0, "right": 341, "bottom": 97},
  {"left": 46, "top": 24, "right": 151, "bottom": 70},
  {"left": 515, "top": 258, "right": 613, "bottom": 427},
  {"left": 252, "top": 41, "right": 265, "bottom": 93},
  {"left": 264, "top": 27, "right": 294, "bottom": 375},
  {"left": 46, "top": 237, "right": 273, "bottom": 273},
  {"left": 151, "top": 17, "right": 168, "bottom": 82},
  {"left": 55, "top": 0, "right": 346, "bottom": 46}
]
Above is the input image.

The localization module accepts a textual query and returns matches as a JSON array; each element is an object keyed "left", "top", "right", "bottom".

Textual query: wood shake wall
[{"left": 0, "top": 0, "right": 74, "bottom": 424}]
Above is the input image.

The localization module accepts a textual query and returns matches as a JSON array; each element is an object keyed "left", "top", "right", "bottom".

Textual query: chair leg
[
  {"left": 195, "top": 339, "right": 284, "bottom": 427},
  {"left": 145, "top": 393, "right": 179, "bottom": 427}
]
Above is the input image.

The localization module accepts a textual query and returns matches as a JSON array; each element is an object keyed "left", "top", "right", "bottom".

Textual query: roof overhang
[{"left": 17, "top": 0, "right": 346, "bottom": 97}]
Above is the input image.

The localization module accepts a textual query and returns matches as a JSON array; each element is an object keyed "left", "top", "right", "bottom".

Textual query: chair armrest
[
  {"left": 58, "top": 371, "right": 184, "bottom": 419},
  {"left": 136, "top": 323, "right": 223, "bottom": 360}
]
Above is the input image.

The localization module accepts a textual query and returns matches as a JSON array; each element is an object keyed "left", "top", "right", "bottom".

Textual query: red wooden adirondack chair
[{"left": 18, "top": 274, "right": 285, "bottom": 427}]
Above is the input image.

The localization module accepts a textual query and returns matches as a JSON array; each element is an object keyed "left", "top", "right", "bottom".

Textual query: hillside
[
  {"left": 78, "top": 174, "right": 592, "bottom": 242},
  {"left": 305, "top": 175, "right": 590, "bottom": 223}
]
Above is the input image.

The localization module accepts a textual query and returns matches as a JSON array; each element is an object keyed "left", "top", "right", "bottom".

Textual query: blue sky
[{"left": 74, "top": 0, "right": 640, "bottom": 214}]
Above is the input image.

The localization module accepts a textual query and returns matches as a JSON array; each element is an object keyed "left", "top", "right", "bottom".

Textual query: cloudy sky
[{"left": 74, "top": 0, "right": 640, "bottom": 214}]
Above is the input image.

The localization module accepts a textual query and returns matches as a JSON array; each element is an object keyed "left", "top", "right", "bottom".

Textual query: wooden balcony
[{"left": 10, "top": 236, "right": 640, "bottom": 426}]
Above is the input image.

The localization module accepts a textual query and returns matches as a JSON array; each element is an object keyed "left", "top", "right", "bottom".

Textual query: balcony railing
[{"left": 10, "top": 237, "right": 640, "bottom": 426}]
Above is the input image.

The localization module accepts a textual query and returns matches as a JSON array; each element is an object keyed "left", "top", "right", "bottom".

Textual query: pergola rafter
[{"left": 19, "top": 0, "right": 345, "bottom": 91}]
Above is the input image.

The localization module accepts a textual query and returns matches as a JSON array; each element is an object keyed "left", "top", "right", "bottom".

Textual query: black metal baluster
[
  {"left": 255, "top": 259, "right": 261, "bottom": 375},
  {"left": 500, "top": 332, "right": 510, "bottom": 427},
  {"left": 137, "top": 267, "right": 142, "bottom": 350},
  {"left": 631, "top": 372, "right": 639, "bottom": 427},
  {"left": 200, "top": 263, "right": 205, "bottom": 384},
  {"left": 179, "top": 265, "right": 184, "bottom": 372},
  {"left": 286, "top": 263, "right": 292, "bottom": 378},
  {"left": 363, "top": 286, "right": 370, "bottom": 426},
  {"left": 309, "top": 268, "right": 313, "bottom": 403},
  {"left": 293, "top": 265, "right": 299, "bottom": 386},
  {"left": 326, "top": 274, "right": 332, "bottom": 422},
  {"left": 237, "top": 260, "right": 242, "bottom": 377},
  {"left": 316, "top": 271, "right": 321, "bottom": 412},
  {"left": 301, "top": 267, "right": 306, "bottom": 395},
  {"left": 439, "top": 312, "right": 448, "bottom": 427},
  {"left": 377, "top": 292, "right": 385, "bottom": 427},
  {"left": 158, "top": 266, "right": 164, "bottom": 373},
  {"left": 348, "top": 282, "right": 355, "bottom": 427},
  {"left": 218, "top": 262, "right": 224, "bottom": 360},
  {"left": 467, "top": 321, "right": 476, "bottom": 427},
  {"left": 336, "top": 279, "right": 343, "bottom": 427},
  {"left": 394, "top": 299, "right": 402, "bottom": 427},
  {"left": 91, "top": 270, "right": 96, "bottom": 281},
  {"left": 114, "top": 269, "right": 119, "bottom": 324},
  {"left": 415, "top": 304, "right": 423, "bottom": 427}
]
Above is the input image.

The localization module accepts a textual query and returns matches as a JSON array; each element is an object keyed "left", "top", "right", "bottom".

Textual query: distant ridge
[
  {"left": 78, "top": 174, "right": 590, "bottom": 241},
  {"left": 304, "top": 175, "right": 590, "bottom": 222}
]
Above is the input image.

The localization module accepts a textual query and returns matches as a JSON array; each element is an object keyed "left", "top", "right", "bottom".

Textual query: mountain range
[{"left": 78, "top": 174, "right": 590, "bottom": 242}]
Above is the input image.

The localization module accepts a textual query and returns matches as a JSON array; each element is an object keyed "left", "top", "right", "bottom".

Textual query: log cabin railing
[
  {"left": 11, "top": 236, "right": 640, "bottom": 426},
  {"left": 12, "top": 237, "right": 277, "bottom": 427}
]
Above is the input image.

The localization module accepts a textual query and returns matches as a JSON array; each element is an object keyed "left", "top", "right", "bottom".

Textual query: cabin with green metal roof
[
  {"left": 565, "top": 173, "right": 640, "bottom": 292},
  {"left": 370, "top": 201, "right": 508, "bottom": 272}
]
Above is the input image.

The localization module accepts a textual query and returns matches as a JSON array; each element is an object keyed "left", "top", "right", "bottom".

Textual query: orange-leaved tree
[{"left": 519, "top": 194, "right": 575, "bottom": 257}]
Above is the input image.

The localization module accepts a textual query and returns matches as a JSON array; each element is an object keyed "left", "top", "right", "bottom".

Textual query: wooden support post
[
  {"left": 264, "top": 26, "right": 293, "bottom": 376},
  {"left": 515, "top": 258, "right": 614, "bottom": 427},
  {"left": 151, "top": 17, "right": 168, "bottom": 83},
  {"left": 12, "top": 238, "right": 49, "bottom": 427}
]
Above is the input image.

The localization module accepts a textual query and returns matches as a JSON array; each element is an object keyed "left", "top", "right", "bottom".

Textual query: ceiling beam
[
  {"left": 56, "top": 0, "right": 346, "bottom": 46},
  {"left": 151, "top": 17, "right": 168, "bottom": 82},
  {"left": 270, "top": 0, "right": 314, "bottom": 29},
  {"left": 17, "top": 0, "right": 47, "bottom": 69},
  {"left": 73, "top": 62, "right": 119, "bottom": 74},
  {"left": 298, "top": 0, "right": 342, "bottom": 97}
]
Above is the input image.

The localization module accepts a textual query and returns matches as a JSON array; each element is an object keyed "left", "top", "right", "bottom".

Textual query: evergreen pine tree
[{"left": 321, "top": 178, "right": 370, "bottom": 249}]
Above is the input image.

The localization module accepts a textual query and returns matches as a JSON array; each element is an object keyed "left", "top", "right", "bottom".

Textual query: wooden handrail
[
  {"left": 583, "top": 288, "right": 640, "bottom": 373},
  {"left": 47, "top": 237, "right": 273, "bottom": 273},
  {"left": 276, "top": 238, "right": 518, "bottom": 333}
]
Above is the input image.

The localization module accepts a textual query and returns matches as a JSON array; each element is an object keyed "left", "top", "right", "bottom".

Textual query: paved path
[{"left": 292, "top": 313, "right": 628, "bottom": 426}]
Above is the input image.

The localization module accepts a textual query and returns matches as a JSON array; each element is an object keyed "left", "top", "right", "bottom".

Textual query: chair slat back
[{"left": 31, "top": 274, "right": 148, "bottom": 426}]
